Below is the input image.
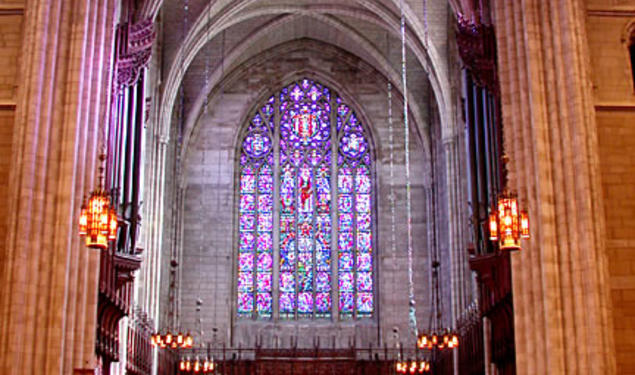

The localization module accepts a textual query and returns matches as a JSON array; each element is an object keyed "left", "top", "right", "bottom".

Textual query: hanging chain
[
  {"left": 423, "top": 0, "right": 429, "bottom": 47},
  {"left": 400, "top": 0, "right": 418, "bottom": 339}
]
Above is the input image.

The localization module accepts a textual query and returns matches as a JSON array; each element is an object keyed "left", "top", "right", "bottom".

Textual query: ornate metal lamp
[
  {"left": 150, "top": 331, "right": 193, "bottom": 349},
  {"left": 395, "top": 359, "right": 430, "bottom": 374},
  {"left": 488, "top": 154, "right": 530, "bottom": 251},
  {"left": 79, "top": 153, "right": 118, "bottom": 249},
  {"left": 488, "top": 188, "right": 529, "bottom": 251},
  {"left": 179, "top": 357, "right": 216, "bottom": 373}
]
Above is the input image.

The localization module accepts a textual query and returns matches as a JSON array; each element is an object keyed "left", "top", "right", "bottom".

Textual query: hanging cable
[{"left": 400, "top": 0, "right": 418, "bottom": 339}]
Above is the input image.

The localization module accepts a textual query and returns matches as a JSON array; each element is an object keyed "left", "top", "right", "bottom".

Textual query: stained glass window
[{"left": 237, "top": 79, "right": 374, "bottom": 320}]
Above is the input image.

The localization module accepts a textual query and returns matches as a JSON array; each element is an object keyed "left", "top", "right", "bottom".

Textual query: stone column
[
  {"left": 0, "top": 0, "right": 117, "bottom": 373},
  {"left": 492, "top": 0, "right": 615, "bottom": 374}
]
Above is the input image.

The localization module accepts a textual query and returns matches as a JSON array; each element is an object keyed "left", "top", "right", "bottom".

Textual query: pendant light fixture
[
  {"left": 78, "top": 151, "right": 118, "bottom": 248},
  {"left": 488, "top": 155, "right": 530, "bottom": 251}
]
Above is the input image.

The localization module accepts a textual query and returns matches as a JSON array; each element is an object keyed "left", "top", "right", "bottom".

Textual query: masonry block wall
[{"left": 585, "top": 2, "right": 635, "bottom": 373}]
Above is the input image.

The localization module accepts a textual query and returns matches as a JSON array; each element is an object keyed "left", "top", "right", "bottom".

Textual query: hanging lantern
[
  {"left": 151, "top": 331, "right": 194, "bottom": 349},
  {"left": 488, "top": 189, "right": 529, "bottom": 251},
  {"left": 417, "top": 330, "right": 459, "bottom": 351},
  {"left": 79, "top": 154, "right": 118, "bottom": 249}
]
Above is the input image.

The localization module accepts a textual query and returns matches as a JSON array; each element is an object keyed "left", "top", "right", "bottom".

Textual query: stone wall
[
  {"left": 174, "top": 39, "right": 447, "bottom": 349},
  {"left": 585, "top": 4, "right": 635, "bottom": 373}
]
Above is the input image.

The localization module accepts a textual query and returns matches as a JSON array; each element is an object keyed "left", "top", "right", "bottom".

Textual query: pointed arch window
[{"left": 237, "top": 79, "right": 374, "bottom": 320}]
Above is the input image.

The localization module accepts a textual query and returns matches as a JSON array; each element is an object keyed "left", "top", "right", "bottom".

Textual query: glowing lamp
[
  {"left": 489, "top": 189, "right": 529, "bottom": 251},
  {"left": 180, "top": 360, "right": 186, "bottom": 371},
  {"left": 78, "top": 152, "right": 119, "bottom": 249},
  {"left": 79, "top": 190, "right": 117, "bottom": 249}
]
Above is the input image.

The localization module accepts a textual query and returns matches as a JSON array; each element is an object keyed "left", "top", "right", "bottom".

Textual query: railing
[{"left": 126, "top": 308, "right": 154, "bottom": 375}]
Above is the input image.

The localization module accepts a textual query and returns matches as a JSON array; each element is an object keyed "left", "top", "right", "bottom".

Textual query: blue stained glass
[
  {"left": 280, "top": 293, "right": 295, "bottom": 313},
  {"left": 257, "top": 213, "right": 273, "bottom": 232},
  {"left": 243, "top": 132, "right": 271, "bottom": 158},
  {"left": 258, "top": 194, "right": 273, "bottom": 212},
  {"left": 298, "top": 238, "right": 313, "bottom": 252},
  {"left": 280, "top": 215, "right": 294, "bottom": 232},
  {"left": 298, "top": 292, "right": 313, "bottom": 313},
  {"left": 357, "top": 293, "right": 373, "bottom": 314},
  {"left": 357, "top": 213, "right": 371, "bottom": 231},
  {"left": 298, "top": 252, "right": 312, "bottom": 269},
  {"left": 239, "top": 79, "right": 373, "bottom": 319},
  {"left": 239, "top": 232, "right": 255, "bottom": 252},
  {"left": 280, "top": 272, "right": 295, "bottom": 292},
  {"left": 338, "top": 232, "right": 354, "bottom": 252},
  {"left": 316, "top": 272, "right": 331, "bottom": 291},
  {"left": 338, "top": 103, "right": 349, "bottom": 117},
  {"left": 338, "top": 170, "right": 353, "bottom": 193},
  {"left": 240, "top": 214, "right": 255, "bottom": 231},
  {"left": 238, "top": 254, "right": 254, "bottom": 272},
  {"left": 280, "top": 249, "right": 295, "bottom": 271},
  {"left": 316, "top": 180, "right": 330, "bottom": 195},
  {"left": 356, "top": 194, "right": 370, "bottom": 212},
  {"left": 316, "top": 215, "right": 331, "bottom": 233},
  {"left": 339, "top": 213, "right": 354, "bottom": 232},
  {"left": 298, "top": 272, "right": 313, "bottom": 292},
  {"left": 357, "top": 253, "right": 372, "bottom": 271},
  {"left": 257, "top": 293, "right": 272, "bottom": 315},
  {"left": 356, "top": 171, "right": 371, "bottom": 193},
  {"left": 317, "top": 194, "right": 330, "bottom": 213},
  {"left": 238, "top": 293, "right": 253, "bottom": 314},
  {"left": 338, "top": 194, "right": 353, "bottom": 212},
  {"left": 339, "top": 272, "right": 354, "bottom": 292},
  {"left": 240, "top": 194, "right": 255, "bottom": 212},
  {"left": 257, "top": 252, "right": 273, "bottom": 271},
  {"left": 316, "top": 293, "right": 331, "bottom": 313},
  {"left": 339, "top": 252, "right": 353, "bottom": 270},
  {"left": 257, "top": 273, "right": 272, "bottom": 292},
  {"left": 339, "top": 293, "right": 354, "bottom": 313},
  {"left": 357, "top": 272, "right": 372, "bottom": 292},
  {"left": 238, "top": 272, "right": 253, "bottom": 291},
  {"left": 357, "top": 232, "right": 372, "bottom": 252},
  {"left": 240, "top": 174, "right": 256, "bottom": 192},
  {"left": 340, "top": 132, "right": 367, "bottom": 159},
  {"left": 257, "top": 233, "right": 273, "bottom": 252},
  {"left": 316, "top": 249, "right": 331, "bottom": 271},
  {"left": 281, "top": 194, "right": 295, "bottom": 214}
]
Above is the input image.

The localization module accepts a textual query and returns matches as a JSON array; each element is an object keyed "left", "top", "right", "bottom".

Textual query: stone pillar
[
  {"left": 492, "top": 0, "right": 615, "bottom": 374},
  {"left": 0, "top": 0, "right": 117, "bottom": 373}
]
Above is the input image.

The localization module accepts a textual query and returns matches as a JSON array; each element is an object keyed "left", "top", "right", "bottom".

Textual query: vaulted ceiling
[{"left": 153, "top": 0, "right": 457, "bottom": 149}]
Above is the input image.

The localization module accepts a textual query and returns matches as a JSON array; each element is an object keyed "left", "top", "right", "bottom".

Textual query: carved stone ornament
[{"left": 116, "top": 18, "right": 155, "bottom": 89}]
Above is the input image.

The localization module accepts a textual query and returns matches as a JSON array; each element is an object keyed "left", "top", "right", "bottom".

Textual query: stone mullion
[
  {"left": 330, "top": 95, "right": 338, "bottom": 322},
  {"left": 272, "top": 94, "right": 280, "bottom": 321}
]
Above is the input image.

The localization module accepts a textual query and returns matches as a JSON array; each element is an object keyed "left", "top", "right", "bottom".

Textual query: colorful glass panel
[{"left": 238, "top": 80, "right": 373, "bottom": 320}]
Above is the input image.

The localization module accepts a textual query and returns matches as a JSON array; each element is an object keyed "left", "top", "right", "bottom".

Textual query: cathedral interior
[{"left": 0, "top": 0, "right": 634, "bottom": 374}]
